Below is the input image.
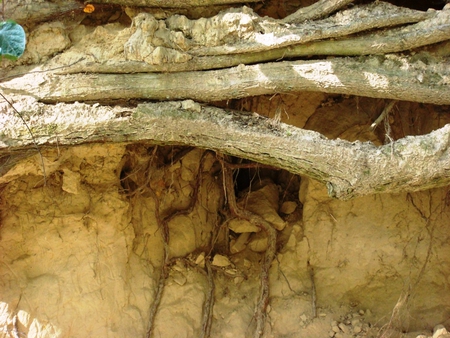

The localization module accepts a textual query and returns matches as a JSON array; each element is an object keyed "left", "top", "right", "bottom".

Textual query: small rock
[
  {"left": 195, "top": 252, "right": 205, "bottom": 268},
  {"left": 319, "top": 313, "right": 327, "bottom": 317},
  {"left": 212, "top": 254, "right": 231, "bottom": 267},
  {"left": 434, "top": 325, "right": 449, "bottom": 338},
  {"left": 230, "top": 232, "right": 251, "bottom": 254},
  {"left": 338, "top": 323, "right": 349, "bottom": 334},
  {"left": 352, "top": 318, "right": 361, "bottom": 326},
  {"left": 332, "top": 325, "right": 340, "bottom": 333},
  {"left": 181, "top": 99, "right": 202, "bottom": 113},
  {"left": 172, "top": 260, "right": 185, "bottom": 272},
  {"left": 234, "top": 276, "right": 244, "bottom": 284},
  {"left": 172, "top": 271, "right": 187, "bottom": 286},
  {"left": 329, "top": 331, "right": 336, "bottom": 337},
  {"left": 243, "top": 259, "right": 252, "bottom": 269},
  {"left": 280, "top": 201, "right": 297, "bottom": 214},
  {"left": 353, "top": 326, "right": 362, "bottom": 334},
  {"left": 225, "top": 268, "right": 238, "bottom": 276},
  {"left": 300, "top": 314, "right": 307, "bottom": 322},
  {"left": 228, "top": 218, "right": 260, "bottom": 233},
  {"left": 359, "top": 309, "right": 365, "bottom": 315}
]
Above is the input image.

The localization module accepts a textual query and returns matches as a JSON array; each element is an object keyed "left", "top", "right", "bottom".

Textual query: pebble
[
  {"left": 338, "top": 323, "right": 349, "bottom": 333},
  {"left": 234, "top": 276, "right": 244, "bottom": 284},
  {"left": 352, "top": 318, "right": 361, "bottom": 326},
  {"left": 195, "top": 252, "right": 205, "bottom": 268},
  {"left": 230, "top": 232, "right": 250, "bottom": 253},
  {"left": 434, "top": 325, "right": 449, "bottom": 338},
  {"left": 243, "top": 259, "right": 252, "bottom": 269},
  {"left": 280, "top": 201, "right": 297, "bottom": 214},
  {"left": 353, "top": 325, "right": 362, "bottom": 334},
  {"left": 172, "top": 271, "right": 187, "bottom": 286},
  {"left": 332, "top": 325, "right": 340, "bottom": 333},
  {"left": 212, "top": 254, "right": 231, "bottom": 267}
]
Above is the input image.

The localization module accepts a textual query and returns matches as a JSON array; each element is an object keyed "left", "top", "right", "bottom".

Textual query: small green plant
[
  {"left": 0, "top": 19, "right": 25, "bottom": 60},
  {"left": 0, "top": 0, "right": 26, "bottom": 60}
]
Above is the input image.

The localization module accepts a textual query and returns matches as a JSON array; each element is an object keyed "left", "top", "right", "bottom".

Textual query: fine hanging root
[
  {"left": 218, "top": 154, "right": 277, "bottom": 338},
  {"left": 200, "top": 259, "right": 215, "bottom": 338},
  {"left": 145, "top": 181, "right": 169, "bottom": 338},
  {"left": 145, "top": 148, "right": 207, "bottom": 338},
  {"left": 379, "top": 192, "right": 436, "bottom": 338}
]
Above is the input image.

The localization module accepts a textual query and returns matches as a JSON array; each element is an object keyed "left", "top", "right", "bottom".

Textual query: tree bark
[
  {"left": 2, "top": 56, "right": 449, "bottom": 105},
  {"left": 282, "top": 0, "right": 354, "bottom": 23},
  {"left": 94, "top": 0, "right": 261, "bottom": 7},
  {"left": 3, "top": 0, "right": 260, "bottom": 25},
  {"left": 1, "top": 101, "right": 450, "bottom": 200},
  {"left": 1, "top": 0, "right": 450, "bottom": 200}
]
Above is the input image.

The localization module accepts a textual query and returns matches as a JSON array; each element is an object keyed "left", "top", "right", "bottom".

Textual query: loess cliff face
[{"left": 0, "top": 94, "right": 449, "bottom": 338}]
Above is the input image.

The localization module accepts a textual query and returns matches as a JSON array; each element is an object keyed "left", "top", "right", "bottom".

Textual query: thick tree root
[{"left": 282, "top": 0, "right": 354, "bottom": 23}]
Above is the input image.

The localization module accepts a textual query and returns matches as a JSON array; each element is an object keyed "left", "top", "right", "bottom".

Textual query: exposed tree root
[
  {"left": 6, "top": 54, "right": 449, "bottom": 105},
  {"left": 145, "top": 147, "right": 205, "bottom": 337},
  {"left": 3, "top": 101, "right": 450, "bottom": 199},
  {"left": 282, "top": 0, "right": 354, "bottom": 23},
  {"left": 219, "top": 154, "right": 277, "bottom": 338}
]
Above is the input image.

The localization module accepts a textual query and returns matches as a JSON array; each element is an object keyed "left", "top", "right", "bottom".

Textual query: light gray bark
[
  {"left": 2, "top": 56, "right": 449, "bottom": 105},
  {"left": 1, "top": 101, "right": 450, "bottom": 200},
  {"left": 282, "top": 0, "right": 354, "bottom": 23}
]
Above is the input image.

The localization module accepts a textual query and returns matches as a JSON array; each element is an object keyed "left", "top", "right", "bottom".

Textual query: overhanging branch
[{"left": 1, "top": 101, "right": 449, "bottom": 199}]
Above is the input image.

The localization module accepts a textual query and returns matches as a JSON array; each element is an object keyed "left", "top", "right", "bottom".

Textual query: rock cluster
[
  {"left": 329, "top": 310, "right": 373, "bottom": 338},
  {"left": 417, "top": 324, "right": 450, "bottom": 338}
]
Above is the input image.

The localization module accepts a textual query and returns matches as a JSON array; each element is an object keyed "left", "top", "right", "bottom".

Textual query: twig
[
  {"left": 370, "top": 100, "right": 397, "bottom": 131},
  {"left": 219, "top": 154, "right": 277, "bottom": 338}
]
